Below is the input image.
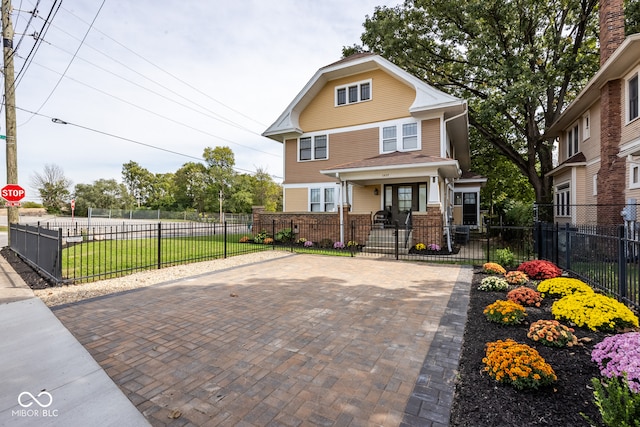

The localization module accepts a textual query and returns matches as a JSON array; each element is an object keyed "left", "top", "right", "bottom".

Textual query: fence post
[
  {"left": 350, "top": 220, "right": 355, "bottom": 257},
  {"left": 554, "top": 223, "right": 559, "bottom": 266},
  {"left": 564, "top": 223, "right": 572, "bottom": 271},
  {"left": 394, "top": 221, "right": 399, "bottom": 260},
  {"left": 290, "top": 219, "right": 294, "bottom": 253},
  {"left": 56, "top": 228, "right": 63, "bottom": 280},
  {"left": 224, "top": 221, "right": 228, "bottom": 258},
  {"left": 157, "top": 222, "right": 162, "bottom": 270},
  {"left": 618, "top": 225, "right": 627, "bottom": 302},
  {"left": 272, "top": 219, "right": 276, "bottom": 251},
  {"left": 486, "top": 224, "right": 491, "bottom": 263}
]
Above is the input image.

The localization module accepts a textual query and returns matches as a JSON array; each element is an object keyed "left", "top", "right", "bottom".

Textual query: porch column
[{"left": 428, "top": 176, "right": 440, "bottom": 204}]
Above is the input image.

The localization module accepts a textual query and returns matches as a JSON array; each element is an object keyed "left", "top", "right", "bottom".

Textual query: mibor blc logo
[{"left": 12, "top": 391, "right": 58, "bottom": 418}]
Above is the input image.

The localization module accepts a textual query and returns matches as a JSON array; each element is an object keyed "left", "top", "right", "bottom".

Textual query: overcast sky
[{"left": 1, "top": 0, "right": 398, "bottom": 203}]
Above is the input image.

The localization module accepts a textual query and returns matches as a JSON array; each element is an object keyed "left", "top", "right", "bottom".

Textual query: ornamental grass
[
  {"left": 517, "top": 260, "right": 561, "bottom": 280},
  {"left": 591, "top": 332, "right": 640, "bottom": 393},
  {"left": 552, "top": 293, "right": 639, "bottom": 332},
  {"left": 507, "top": 286, "right": 543, "bottom": 307},
  {"left": 505, "top": 270, "right": 528, "bottom": 286},
  {"left": 483, "top": 339, "right": 557, "bottom": 390},
  {"left": 484, "top": 300, "right": 527, "bottom": 325},
  {"left": 537, "top": 277, "right": 594, "bottom": 298},
  {"left": 527, "top": 319, "right": 578, "bottom": 348},
  {"left": 483, "top": 262, "right": 506, "bottom": 275},
  {"left": 478, "top": 276, "right": 509, "bottom": 292}
]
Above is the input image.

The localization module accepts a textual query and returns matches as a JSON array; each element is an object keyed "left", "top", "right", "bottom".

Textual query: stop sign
[{"left": 1, "top": 184, "right": 26, "bottom": 202}]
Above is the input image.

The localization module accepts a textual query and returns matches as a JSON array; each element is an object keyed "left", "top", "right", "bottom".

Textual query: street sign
[
  {"left": 1, "top": 184, "right": 26, "bottom": 202},
  {"left": 5, "top": 201, "right": 21, "bottom": 207}
]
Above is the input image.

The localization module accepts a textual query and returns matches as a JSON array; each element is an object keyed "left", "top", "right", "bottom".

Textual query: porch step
[{"left": 362, "top": 228, "right": 411, "bottom": 255}]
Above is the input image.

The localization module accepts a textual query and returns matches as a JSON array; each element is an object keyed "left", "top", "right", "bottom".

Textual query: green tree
[
  {"left": 252, "top": 167, "right": 282, "bottom": 212},
  {"left": 203, "top": 146, "right": 236, "bottom": 213},
  {"left": 72, "top": 179, "right": 133, "bottom": 216},
  {"left": 173, "top": 162, "right": 208, "bottom": 211},
  {"left": 121, "top": 161, "right": 154, "bottom": 207},
  {"left": 626, "top": 0, "right": 640, "bottom": 35},
  {"left": 147, "top": 172, "right": 176, "bottom": 210},
  {"left": 29, "top": 164, "right": 72, "bottom": 214},
  {"left": 345, "top": 0, "right": 601, "bottom": 204}
]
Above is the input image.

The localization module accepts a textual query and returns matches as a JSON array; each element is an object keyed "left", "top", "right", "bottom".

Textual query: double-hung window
[
  {"left": 335, "top": 80, "right": 371, "bottom": 106},
  {"left": 629, "top": 74, "right": 639, "bottom": 122},
  {"left": 555, "top": 183, "right": 571, "bottom": 217},
  {"left": 310, "top": 187, "right": 336, "bottom": 212},
  {"left": 631, "top": 164, "right": 640, "bottom": 189},
  {"left": 381, "top": 121, "right": 420, "bottom": 152},
  {"left": 299, "top": 135, "right": 328, "bottom": 161},
  {"left": 567, "top": 124, "right": 579, "bottom": 158}
]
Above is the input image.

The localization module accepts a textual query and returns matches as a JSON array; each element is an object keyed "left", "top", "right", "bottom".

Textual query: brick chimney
[{"left": 597, "top": 0, "right": 626, "bottom": 224}]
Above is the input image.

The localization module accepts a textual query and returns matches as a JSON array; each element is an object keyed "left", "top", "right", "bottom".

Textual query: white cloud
[{"left": 1, "top": 0, "right": 398, "bottom": 202}]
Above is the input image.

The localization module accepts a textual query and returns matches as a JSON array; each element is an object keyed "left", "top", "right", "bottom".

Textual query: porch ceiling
[{"left": 320, "top": 151, "right": 460, "bottom": 184}]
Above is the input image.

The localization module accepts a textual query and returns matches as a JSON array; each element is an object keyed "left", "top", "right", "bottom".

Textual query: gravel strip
[{"left": 34, "top": 251, "right": 292, "bottom": 307}]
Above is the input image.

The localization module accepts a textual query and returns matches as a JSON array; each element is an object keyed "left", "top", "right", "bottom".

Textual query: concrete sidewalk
[{"left": 0, "top": 255, "right": 149, "bottom": 426}]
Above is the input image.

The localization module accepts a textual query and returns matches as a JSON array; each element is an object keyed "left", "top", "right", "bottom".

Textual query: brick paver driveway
[{"left": 53, "top": 254, "right": 468, "bottom": 426}]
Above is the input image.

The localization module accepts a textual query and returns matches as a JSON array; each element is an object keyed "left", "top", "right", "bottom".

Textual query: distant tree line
[{"left": 30, "top": 146, "right": 282, "bottom": 216}]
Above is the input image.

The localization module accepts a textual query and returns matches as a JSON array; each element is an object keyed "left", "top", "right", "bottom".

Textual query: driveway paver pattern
[{"left": 52, "top": 254, "right": 464, "bottom": 426}]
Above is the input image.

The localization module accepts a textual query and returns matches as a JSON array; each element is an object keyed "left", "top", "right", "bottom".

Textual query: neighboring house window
[
  {"left": 555, "top": 183, "right": 571, "bottom": 217},
  {"left": 310, "top": 187, "right": 335, "bottom": 212},
  {"left": 630, "top": 74, "right": 639, "bottom": 122},
  {"left": 381, "top": 121, "right": 420, "bottom": 152},
  {"left": 454, "top": 192, "right": 462, "bottom": 205},
  {"left": 630, "top": 164, "right": 640, "bottom": 189},
  {"left": 335, "top": 80, "right": 372, "bottom": 106},
  {"left": 567, "top": 124, "right": 579, "bottom": 158},
  {"left": 583, "top": 112, "right": 590, "bottom": 140},
  {"left": 299, "top": 135, "right": 328, "bottom": 161}
]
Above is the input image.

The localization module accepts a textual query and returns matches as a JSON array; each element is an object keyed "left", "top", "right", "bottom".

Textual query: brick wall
[{"left": 411, "top": 209, "right": 444, "bottom": 248}]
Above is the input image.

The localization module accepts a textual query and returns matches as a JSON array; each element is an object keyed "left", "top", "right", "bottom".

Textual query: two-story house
[
  {"left": 262, "top": 53, "right": 483, "bottom": 248},
  {"left": 546, "top": 0, "right": 640, "bottom": 225}
]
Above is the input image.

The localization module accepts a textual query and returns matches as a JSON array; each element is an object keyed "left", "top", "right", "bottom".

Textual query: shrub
[
  {"left": 537, "top": 277, "right": 594, "bottom": 298},
  {"left": 239, "top": 236, "right": 251, "bottom": 243},
  {"left": 527, "top": 319, "right": 578, "bottom": 348},
  {"left": 415, "top": 243, "right": 426, "bottom": 251},
  {"left": 333, "top": 241, "right": 345, "bottom": 249},
  {"left": 263, "top": 237, "right": 274, "bottom": 245},
  {"left": 496, "top": 248, "right": 515, "bottom": 267},
  {"left": 303, "top": 240, "right": 314, "bottom": 247},
  {"left": 297, "top": 238, "right": 307, "bottom": 244},
  {"left": 591, "top": 332, "right": 640, "bottom": 393},
  {"left": 517, "top": 260, "right": 562, "bottom": 280},
  {"left": 427, "top": 243, "right": 441, "bottom": 251},
  {"left": 552, "top": 293, "right": 639, "bottom": 332},
  {"left": 275, "top": 228, "right": 295, "bottom": 243},
  {"left": 347, "top": 240, "right": 359, "bottom": 247},
  {"left": 482, "top": 339, "right": 557, "bottom": 390},
  {"left": 505, "top": 270, "right": 529, "bottom": 286},
  {"left": 483, "top": 262, "right": 506, "bottom": 275},
  {"left": 588, "top": 375, "right": 640, "bottom": 427},
  {"left": 507, "top": 286, "right": 542, "bottom": 307},
  {"left": 478, "top": 276, "right": 509, "bottom": 292},
  {"left": 483, "top": 300, "right": 527, "bottom": 325},
  {"left": 318, "top": 238, "right": 333, "bottom": 248},
  {"left": 253, "top": 230, "right": 269, "bottom": 244}
]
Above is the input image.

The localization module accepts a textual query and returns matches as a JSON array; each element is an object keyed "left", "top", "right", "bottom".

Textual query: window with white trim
[
  {"left": 381, "top": 121, "right": 420, "bottom": 153},
  {"left": 593, "top": 174, "right": 598, "bottom": 196},
  {"left": 335, "top": 80, "right": 371, "bottom": 106},
  {"left": 583, "top": 112, "right": 590, "bottom": 140},
  {"left": 555, "top": 183, "right": 571, "bottom": 217},
  {"left": 310, "top": 187, "right": 336, "bottom": 212},
  {"left": 567, "top": 124, "right": 579, "bottom": 158},
  {"left": 299, "top": 135, "right": 328, "bottom": 161},
  {"left": 630, "top": 164, "right": 640, "bottom": 189},
  {"left": 629, "top": 73, "right": 639, "bottom": 122}
]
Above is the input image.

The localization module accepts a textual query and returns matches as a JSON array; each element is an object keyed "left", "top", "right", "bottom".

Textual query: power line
[
  {"left": 24, "top": 57, "right": 279, "bottom": 157},
  {"left": 20, "top": 0, "right": 103, "bottom": 125},
  {"left": 13, "top": 106, "right": 283, "bottom": 179}
]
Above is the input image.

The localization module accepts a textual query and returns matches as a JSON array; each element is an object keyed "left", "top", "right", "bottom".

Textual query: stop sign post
[{"left": 2, "top": 184, "right": 26, "bottom": 206}]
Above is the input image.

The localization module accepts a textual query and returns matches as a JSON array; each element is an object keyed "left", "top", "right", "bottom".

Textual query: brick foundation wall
[{"left": 411, "top": 209, "right": 444, "bottom": 248}]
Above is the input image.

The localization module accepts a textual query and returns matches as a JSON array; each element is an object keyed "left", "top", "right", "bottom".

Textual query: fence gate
[{"left": 9, "top": 224, "right": 62, "bottom": 282}]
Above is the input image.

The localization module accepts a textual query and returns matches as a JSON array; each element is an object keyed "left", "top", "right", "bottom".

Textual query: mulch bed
[
  {"left": 449, "top": 269, "right": 611, "bottom": 426},
  {"left": 1, "top": 247, "right": 53, "bottom": 289}
]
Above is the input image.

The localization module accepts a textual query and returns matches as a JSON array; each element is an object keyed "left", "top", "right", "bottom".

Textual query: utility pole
[{"left": 2, "top": 0, "right": 18, "bottom": 230}]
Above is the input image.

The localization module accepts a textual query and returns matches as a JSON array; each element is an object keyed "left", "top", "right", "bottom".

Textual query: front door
[
  {"left": 462, "top": 192, "right": 478, "bottom": 225},
  {"left": 383, "top": 184, "right": 418, "bottom": 225}
]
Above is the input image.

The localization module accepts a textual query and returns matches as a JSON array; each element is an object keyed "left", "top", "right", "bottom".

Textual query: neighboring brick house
[
  {"left": 261, "top": 53, "right": 484, "bottom": 248},
  {"left": 547, "top": 0, "right": 640, "bottom": 225}
]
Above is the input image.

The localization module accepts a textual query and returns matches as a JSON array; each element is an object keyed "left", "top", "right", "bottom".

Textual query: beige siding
[
  {"left": 284, "top": 187, "right": 308, "bottom": 211},
  {"left": 582, "top": 102, "right": 601, "bottom": 162},
  {"left": 575, "top": 167, "right": 586, "bottom": 205},
  {"left": 585, "top": 161, "right": 600, "bottom": 204},
  {"left": 421, "top": 119, "right": 441, "bottom": 157},
  {"left": 351, "top": 185, "right": 382, "bottom": 214},
  {"left": 299, "top": 69, "right": 415, "bottom": 132},
  {"left": 284, "top": 128, "right": 379, "bottom": 184}
]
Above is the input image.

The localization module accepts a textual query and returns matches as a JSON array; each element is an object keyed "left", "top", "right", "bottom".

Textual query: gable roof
[
  {"left": 547, "top": 34, "right": 640, "bottom": 136},
  {"left": 262, "top": 53, "right": 467, "bottom": 139}
]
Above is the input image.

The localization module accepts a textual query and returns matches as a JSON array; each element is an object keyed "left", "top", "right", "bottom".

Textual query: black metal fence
[{"left": 536, "top": 222, "right": 640, "bottom": 311}]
